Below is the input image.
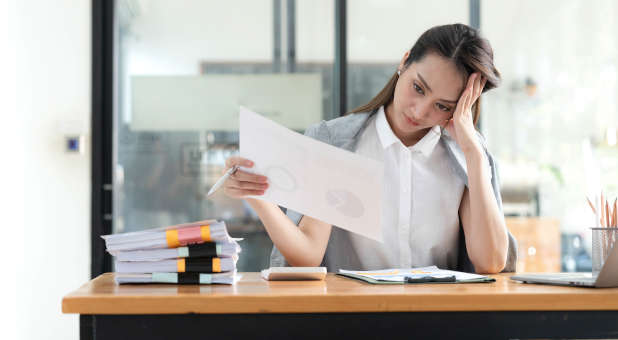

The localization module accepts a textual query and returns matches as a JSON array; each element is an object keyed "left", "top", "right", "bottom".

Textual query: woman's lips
[{"left": 404, "top": 115, "right": 420, "bottom": 126}]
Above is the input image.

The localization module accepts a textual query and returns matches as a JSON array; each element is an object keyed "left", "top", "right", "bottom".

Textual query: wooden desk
[
  {"left": 63, "top": 273, "right": 618, "bottom": 339},
  {"left": 506, "top": 217, "right": 561, "bottom": 272}
]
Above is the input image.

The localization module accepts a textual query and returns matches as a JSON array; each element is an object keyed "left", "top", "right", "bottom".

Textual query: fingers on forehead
[
  {"left": 467, "top": 75, "right": 475, "bottom": 88},
  {"left": 469, "top": 72, "right": 479, "bottom": 83},
  {"left": 466, "top": 88, "right": 474, "bottom": 107}
]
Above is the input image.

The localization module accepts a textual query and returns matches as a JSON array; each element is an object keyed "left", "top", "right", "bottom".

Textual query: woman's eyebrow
[{"left": 417, "top": 72, "right": 458, "bottom": 104}]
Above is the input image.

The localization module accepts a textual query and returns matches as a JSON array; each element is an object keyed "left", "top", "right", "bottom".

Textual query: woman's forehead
[{"left": 411, "top": 54, "right": 466, "bottom": 99}]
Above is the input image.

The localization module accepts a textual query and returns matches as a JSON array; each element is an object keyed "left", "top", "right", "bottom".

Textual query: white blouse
[{"left": 349, "top": 106, "right": 466, "bottom": 269}]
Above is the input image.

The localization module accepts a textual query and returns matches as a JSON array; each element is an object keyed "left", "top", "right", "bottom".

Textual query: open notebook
[{"left": 338, "top": 266, "right": 495, "bottom": 284}]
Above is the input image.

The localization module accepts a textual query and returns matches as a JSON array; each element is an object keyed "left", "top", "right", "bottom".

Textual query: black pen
[{"left": 404, "top": 275, "right": 456, "bottom": 283}]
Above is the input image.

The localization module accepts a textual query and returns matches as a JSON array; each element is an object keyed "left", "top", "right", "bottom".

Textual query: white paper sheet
[
  {"left": 339, "top": 266, "right": 491, "bottom": 282},
  {"left": 239, "top": 106, "right": 383, "bottom": 242}
]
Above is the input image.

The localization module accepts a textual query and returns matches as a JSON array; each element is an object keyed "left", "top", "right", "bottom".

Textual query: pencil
[
  {"left": 587, "top": 197, "right": 597, "bottom": 214},
  {"left": 605, "top": 197, "right": 610, "bottom": 255},
  {"left": 605, "top": 201, "right": 610, "bottom": 227},
  {"left": 601, "top": 193, "right": 605, "bottom": 227},
  {"left": 595, "top": 195, "right": 601, "bottom": 228},
  {"left": 609, "top": 202, "right": 612, "bottom": 227},
  {"left": 612, "top": 197, "right": 618, "bottom": 227},
  {"left": 611, "top": 197, "right": 618, "bottom": 252},
  {"left": 609, "top": 198, "right": 613, "bottom": 227}
]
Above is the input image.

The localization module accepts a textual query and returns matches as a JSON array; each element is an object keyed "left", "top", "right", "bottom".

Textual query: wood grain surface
[{"left": 61, "top": 273, "right": 618, "bottom": 314}]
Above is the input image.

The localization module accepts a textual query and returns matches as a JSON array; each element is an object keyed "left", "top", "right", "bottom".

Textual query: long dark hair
[{"left": 348, "top": 23, "right": 501, "bottom": 126}]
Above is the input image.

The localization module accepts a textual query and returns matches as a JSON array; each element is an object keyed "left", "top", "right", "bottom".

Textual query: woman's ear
[{"left": 398, "top": 51, "right": 410, "bottom": 72}]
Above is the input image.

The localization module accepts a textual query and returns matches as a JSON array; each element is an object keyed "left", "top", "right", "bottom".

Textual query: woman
[{"left": 223, "top": 23, "right": 517, "bottom": 273}]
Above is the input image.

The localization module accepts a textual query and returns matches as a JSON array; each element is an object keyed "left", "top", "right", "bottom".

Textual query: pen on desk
[
  {"left": 207, "top": 165, "right": 240, "bottom": 198},
  {"left": 404, "top": 275, "right": 456, "bottom": 283}
]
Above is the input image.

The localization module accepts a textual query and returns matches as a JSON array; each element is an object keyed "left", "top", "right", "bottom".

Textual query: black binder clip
[{"left": 404, "top": 275, "right": 456, "bottom": 283}]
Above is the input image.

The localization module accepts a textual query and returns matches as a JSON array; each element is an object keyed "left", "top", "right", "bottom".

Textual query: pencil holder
[{"left": 590, "top": 227, "right": 618, "bottom": 276}]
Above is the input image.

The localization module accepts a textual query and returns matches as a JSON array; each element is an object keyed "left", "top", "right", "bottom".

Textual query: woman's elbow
[
  {"left": 474, "top": 253, "right": 507, "bottom": 274},
  {"left": 475, "top": 262, "right": 504, "bottom": 274}
]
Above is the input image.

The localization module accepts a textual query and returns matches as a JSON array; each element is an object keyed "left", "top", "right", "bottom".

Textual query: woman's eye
[
  {"left": 437, "top": 104, "right": 451, "bottom": 112},
  {"left": 413, "top": 83, "right": 424, "bottom": 95}
]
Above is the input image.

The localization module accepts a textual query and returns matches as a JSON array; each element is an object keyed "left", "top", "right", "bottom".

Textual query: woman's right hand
[{"left": 222, "top": 157, "right": 269, "bottom": 199}]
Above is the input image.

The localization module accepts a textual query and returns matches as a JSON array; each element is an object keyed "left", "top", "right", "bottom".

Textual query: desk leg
[{"left": 80, "top": 315, "right": 93, "bottom": 340}]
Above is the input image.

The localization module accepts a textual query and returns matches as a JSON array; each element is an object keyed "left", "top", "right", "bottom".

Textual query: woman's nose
[{"left": 413, "top": 100, "right": 432, "bottom": 119}]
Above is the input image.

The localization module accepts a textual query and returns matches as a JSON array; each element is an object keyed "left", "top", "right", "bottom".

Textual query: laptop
[{"left": 511, "top": 243, "right": 618, "bottom": 288}]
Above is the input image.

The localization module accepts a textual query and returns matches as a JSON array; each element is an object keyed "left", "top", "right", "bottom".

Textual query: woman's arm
[
  {"left": 223, "top": 157, "right": 332, "bottom": 266},
  {"left": 459, "top": 149, "right": 508, "bottom": 273},
  {"left": 245, "top": 199, "right": 332, "bottom": 266},
  {"left": 443, "top": 73, "right": 508, "bottom": 273}
]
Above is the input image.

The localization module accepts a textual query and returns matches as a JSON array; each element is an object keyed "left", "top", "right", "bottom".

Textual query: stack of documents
[{"left": 102, "top": 220, "right": 241, "bottom": 285}]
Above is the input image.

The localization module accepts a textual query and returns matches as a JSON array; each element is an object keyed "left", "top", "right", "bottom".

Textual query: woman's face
[{"left": 387, "top": 52, "right": 466, "bottom": 142}]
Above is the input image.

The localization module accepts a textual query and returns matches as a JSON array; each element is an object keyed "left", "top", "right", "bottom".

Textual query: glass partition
[
  {"left": 114, "top": 0, "right": 333, "bottom": 271},
  {"left": 347, "top": 0, "right": 469, "bottom": 110},
  {"left": 481, "top": 0, "right": 618, "bottom": 272},
  {"left": 108, "top": 0, "right": 615, "bottom": 274}
]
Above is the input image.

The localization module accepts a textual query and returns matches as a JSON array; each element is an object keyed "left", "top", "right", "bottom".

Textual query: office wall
[
  {"left": 1, "top": 0, "right": 20, "bottom": 339},
  {"left": 4, "top": 1, "right": 617, "bottom": 337},
  {"left": 11, "top": 0, "right": 91, "bottom": 339},
  {"left": 481, "top": 0, "right": 618, "bottom": 234}
]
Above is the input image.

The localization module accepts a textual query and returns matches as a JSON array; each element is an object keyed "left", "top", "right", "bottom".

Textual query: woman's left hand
[{"left": 443, "top": 72, "right": 486, "bottom": 154}]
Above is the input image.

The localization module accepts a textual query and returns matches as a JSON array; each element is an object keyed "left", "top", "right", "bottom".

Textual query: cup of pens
[
  {"left": 587, "top": 194, "right": 617, "bottom": 276},
  {"left": 591, "top": 227, "right": 617, "bottom": 275}
]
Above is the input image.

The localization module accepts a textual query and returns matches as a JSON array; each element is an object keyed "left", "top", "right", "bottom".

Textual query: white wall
[
  {"left": 1, "top": 0, "right": 20, "bottom": 338},
  {"left": 9, "top": 0, "right": 91, "bottom": 339}
]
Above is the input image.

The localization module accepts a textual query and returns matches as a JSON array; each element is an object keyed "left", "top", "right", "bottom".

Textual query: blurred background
[{"left": 4, "top": 0, "right": 618, "bottom": 339}]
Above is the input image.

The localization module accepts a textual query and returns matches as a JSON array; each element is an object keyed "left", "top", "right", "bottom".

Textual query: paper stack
[{"left": 102, "top": 220, "right": 241, "bottom": 284}]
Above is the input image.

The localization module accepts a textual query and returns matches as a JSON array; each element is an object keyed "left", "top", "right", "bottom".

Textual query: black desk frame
[{"left": 81, "top": 311, "right": 618, "bottom": 339}]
